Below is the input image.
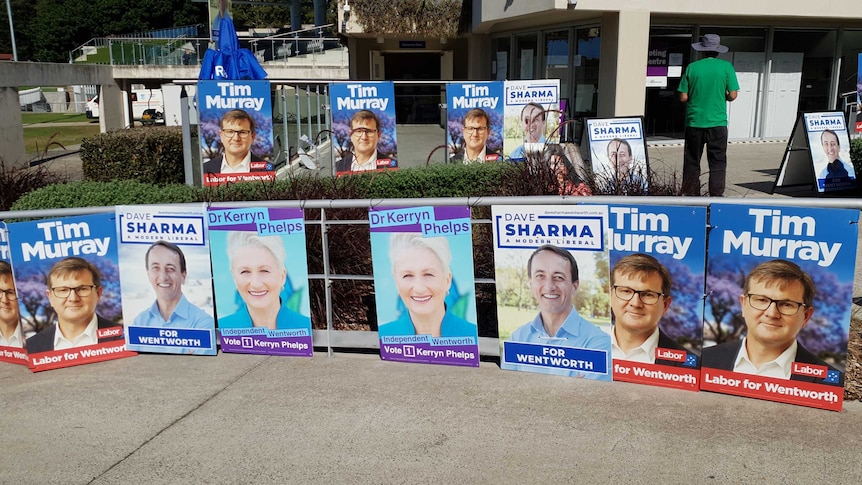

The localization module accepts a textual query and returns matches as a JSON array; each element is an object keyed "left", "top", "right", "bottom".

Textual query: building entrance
[{"left": 381, "top": 52, "right": 444, "bottom": 124}]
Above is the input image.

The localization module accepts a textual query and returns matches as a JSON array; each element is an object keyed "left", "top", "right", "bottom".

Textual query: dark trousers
[{"left": 682, "top": 125, "right": 728, "bottom": 196}]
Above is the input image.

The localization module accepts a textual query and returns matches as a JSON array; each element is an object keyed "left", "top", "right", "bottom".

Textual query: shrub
[
  {"left": 5, "top": 158, "right": 652, "bottom": 339},
  {"left": 11, "top": 180, "right": 198, "bottom": 211},
  {"left": 80, "top": 127, "right": 185, "bottom": 185},
  {"left": 0, "top": 159, "right": 66, "bottom": 211},
  {"left": 851, "top": 137, "right": 862, "bottom": 176}
]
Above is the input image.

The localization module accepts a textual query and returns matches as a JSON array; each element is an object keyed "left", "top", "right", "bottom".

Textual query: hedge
[
  {"left": 851, "top": 137, "right": 862, "bottom": 176},
  {"left": 80, "top": 127, "right": 185, "bottom": 185},
  {"left": 12, "top": 180, "right": 198, "bottom": 211},
  {"left": 11, "top": 162, "right": 582, "bottom": 211}
]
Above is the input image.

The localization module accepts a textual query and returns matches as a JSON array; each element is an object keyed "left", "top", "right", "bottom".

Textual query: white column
[{"left": 597, "top": 10, "right": 651, "bottom": 118}]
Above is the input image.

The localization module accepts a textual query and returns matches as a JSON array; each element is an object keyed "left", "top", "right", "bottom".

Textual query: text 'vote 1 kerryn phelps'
[
  {"left": 370, "top": 206, "right": 479, "bottom": 367},
  {"left": 209, "top": 207, "right": 313, "bottom": 357},
  {"left": 493, "top": 205, "right": 612, "bottom": 381},
  {"left": 117, "top": 205, "right": 217, "bottom": 355}
]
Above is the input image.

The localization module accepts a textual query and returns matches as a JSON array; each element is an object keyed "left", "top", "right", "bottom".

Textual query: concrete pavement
[
  {"left": 30, "top": 129, "right": 796, "bottom": 198},
  {"left": 2, "top": 352, "right": 862, "bottom": 483}
]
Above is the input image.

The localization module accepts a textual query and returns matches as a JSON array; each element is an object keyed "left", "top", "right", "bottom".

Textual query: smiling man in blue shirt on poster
[
  {"left": 133, "top": 241, "right": 213, "bottom": 330},
  {"left": 503, "top": 244, "right": 611, "bottom": 380}
]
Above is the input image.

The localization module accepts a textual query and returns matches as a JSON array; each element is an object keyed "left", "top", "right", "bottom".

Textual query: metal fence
[
  {"left": 3, "top": 195, "right": 861, "bottom": 357},
  {"left": 70, "top": 36, "right": 347, "bottom": 67}
]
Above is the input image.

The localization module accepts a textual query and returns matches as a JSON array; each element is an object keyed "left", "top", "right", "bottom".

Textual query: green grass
[
  {"left": 22, "top": 113, "right": 90, "bottom": 124},
  {"left": 23, "top": 125, "right": 101, "bottom": 152}
]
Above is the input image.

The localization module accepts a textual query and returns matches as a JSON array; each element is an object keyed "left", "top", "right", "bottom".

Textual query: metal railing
[
  {"left": 2, "top": 196, "right": 861, "bottom": 357},
  {"left": 70, "top": 36, "right": 347, "bottom": 67},
  {"left": 257, "top": 23, "right": 335, "bottom": 40},
  {"left": 271, "top": 83, "right": 331, "bottom": 171},
  {"left": 69, "top": 25, "right": 201, "bottom": 63},
  {"left": 69, "top": 21, "right": 345, "bottom": 68}
]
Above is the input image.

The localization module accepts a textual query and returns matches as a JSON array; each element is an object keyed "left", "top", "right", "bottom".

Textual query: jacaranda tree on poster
[
  {"left": 607, "top": 204, "right": 705, "bottom": 391},
  {"left": 701, "top": 204, "right": 857, "bottom": 411},
  {"left": 7, "top": 213, "right": 136, "bottom": 371},
  {"left": 0, "top": 223, "right": 28, "bottom": 365}
]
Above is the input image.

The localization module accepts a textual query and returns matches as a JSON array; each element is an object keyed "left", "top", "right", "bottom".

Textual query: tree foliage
[
  {"left": 231, "top": 0, "right": 336, "bottom": 31},
  {"left": 0, "top": 0, "right": 352, "bottom": 62},
  {"left": 704, "top": 255, "right": 852, "bottom": 359},
  {"left": 351, "top": 0, "right": 465, "bottom": 37}
]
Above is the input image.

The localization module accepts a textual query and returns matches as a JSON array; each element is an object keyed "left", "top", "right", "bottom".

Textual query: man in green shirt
[{"left": 678, "top": 34, "right": 740, "bottom": 196}]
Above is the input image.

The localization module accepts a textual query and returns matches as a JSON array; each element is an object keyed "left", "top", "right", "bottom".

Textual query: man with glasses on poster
[
  {"left": 336, "top": 110, "right": 396, "bottom": 173},
  {"left": 203, "top": 109, "right": 271, "bottom": 175},
  {"left": 702, "top": 259, "right": 841, "bottom": 384},
  {"left": 25, "top": 257, "right": 124, "bottom": 353},
  {"left": 0, "top": 261, "right": 23, "bottom": 348},
  {"left": 453, "top": 108, "right": 501, "bottom": 163},
  {"left": 610, "top": 254, "right": 692, "bottom": 366}
]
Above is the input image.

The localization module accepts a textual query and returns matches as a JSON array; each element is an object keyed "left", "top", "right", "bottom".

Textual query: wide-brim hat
[{"left": 692, "top": 34, "right": 728, "bottom": 53}]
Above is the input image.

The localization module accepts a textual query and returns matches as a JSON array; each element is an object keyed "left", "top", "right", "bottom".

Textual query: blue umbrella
[{"left": 199, "top": 17, "right": 267, "bottom": 80}]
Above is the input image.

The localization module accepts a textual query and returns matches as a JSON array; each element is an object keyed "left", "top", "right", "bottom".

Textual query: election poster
[
  {"left": 857, "top": 53, "right": 862, "bottom": 133},
  {"left": 370, "top": 206, "right": 479, "bottom": 367},
  {"left": 503, "top": 79, "right": 561, "bottom": 161},
  {"left": 803, "top": 112, "right": 856, "bottom": 193},
  {"left": 208, "top": 206, "right": 313, "bottom": 357},
  {"left": 493, "top": 205, "right": 612, "bottom": 381},
  {"left": 116, "top": 205, "right": 216, "bottom": 355},
  {"left": 330, "top": 81, "right": 398, "bottom": 176},
  {"left": 6, "top": 213, "right": 136, "bottom": 372},
  {"left": 585, "top": 117, "right": 649, "bottom": 194},
  {"left": 445, "top": 82, "right": 504, "bottom": 163},
  {"left": 0, "top": 223, "right": 28, "bottom": 365},
  {"left": 607, "top": 204, "right": 705, "bottom": 391},
  {"left": 701, "top": 204, "right": 858, "bottom": 411},
  {"left": 198, "top": 79, "right": 275, "bottom": 186}
]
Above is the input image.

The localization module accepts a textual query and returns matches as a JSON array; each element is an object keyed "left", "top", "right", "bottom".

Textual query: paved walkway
[
  {"left": 2, "top": 352, "right": 862, "bottom": 483},
  {"left": 29, "top": 129, "right": 796, "bottom": 198}
]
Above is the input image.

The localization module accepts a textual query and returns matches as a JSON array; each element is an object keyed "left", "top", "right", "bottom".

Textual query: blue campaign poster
[
  {"left": 803, "top": 112, "right": 856, "bottom": 193},
  {"left": 857, "top": 53, "right": 862, "bottom": 133},
  {"left": 503, "top": 80, "right": 560, "bottom": 161},
  {"left": 702, "top": 204, "right": 858, "bottom": 411},
  {"left": 330, "top": 81, "right": 398, "bottom": 175},
  {"left": 0, "top": 223, "right": 28, "bottom": 365},
  {"left": 117, "top": 205, "right": 216, "bottom": 355},
  {"left": 197, "top": 79, "right": 275, "bottom": 186},
  {"left": 369, "top": 206, "right": 479, "bottom": 367},
  {"left": 586, "top": 118, "right": 649, "bottom": 194},
  {"left": 607, "top": 204, "right": 706, "bottom": 391},
  {"left": 492, "top": 205, "right": 612, "bottom": 381},
  {"left": 445, "top": 81, "right": 504, "bottom": 163},
  {"left": 6, "top": 213, "right": 136, "bottom": 371},
  {"left": 208, "top": 207, "right": 312, "bottom": 356}
]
